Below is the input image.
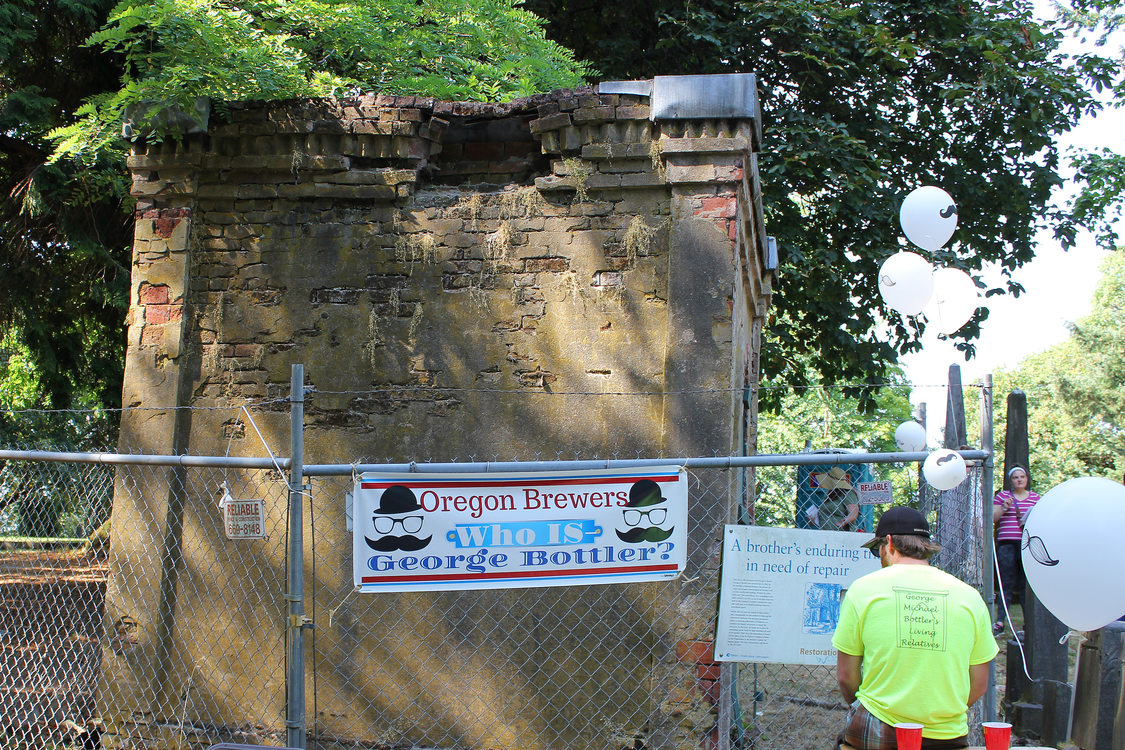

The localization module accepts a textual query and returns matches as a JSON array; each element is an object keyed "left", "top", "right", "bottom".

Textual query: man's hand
[{"left": 837, "top": 651, "right": 862, "bottom": 705}]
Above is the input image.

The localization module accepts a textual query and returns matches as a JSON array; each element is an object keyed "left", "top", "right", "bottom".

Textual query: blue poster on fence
[{"left": 795, "top": 462, "right": 875, "bottom": 534}]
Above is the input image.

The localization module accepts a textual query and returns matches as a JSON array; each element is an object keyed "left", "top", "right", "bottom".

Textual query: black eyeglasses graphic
[
  {"left": 373, "top": 515, "right": 423, "bottom": 535},
  {"left": 623, "top": 508, "right": 667, "bottom": 527}
]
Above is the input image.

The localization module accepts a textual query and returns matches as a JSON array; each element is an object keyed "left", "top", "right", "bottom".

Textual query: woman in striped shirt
[{"left": 992, "top": 465, "right": 1040, "bottom": 635}]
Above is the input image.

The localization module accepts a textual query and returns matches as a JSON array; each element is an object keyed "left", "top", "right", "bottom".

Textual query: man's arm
[
  {"left": 837, "top": 651, "right": 863, "bottom": 705},
  {"left": 839, "top": 503, "right": 860, "bottom": 529},
  {"left": 968, "top": 662, "right": 991, "bottom": 706}
]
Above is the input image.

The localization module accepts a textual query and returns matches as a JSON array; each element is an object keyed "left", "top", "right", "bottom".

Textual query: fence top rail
[
  {"left": 0, "top": 448, "right": 988, "bottom": 472},
  {"left": 0, "top": 449, "right": 290, "bottom": 470},
  {"left": 301, "top": 450, "right": 990, "bottom": 476}
]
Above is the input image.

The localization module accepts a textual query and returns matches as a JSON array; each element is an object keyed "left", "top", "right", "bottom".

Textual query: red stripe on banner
[
  {"left": 361, "top": 474, "right": 679, "bottom": 490},
  {"left": 360, "top": 563, "right": 677, "bottom": 584}
]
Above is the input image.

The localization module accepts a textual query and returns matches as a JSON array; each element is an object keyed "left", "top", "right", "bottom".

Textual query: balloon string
[
  {"left": 1059, "top": 631, "right": 1072, "bottom": 646},
  {"left": 994, "top": 549, "right": 1033, "bottom": 681}
]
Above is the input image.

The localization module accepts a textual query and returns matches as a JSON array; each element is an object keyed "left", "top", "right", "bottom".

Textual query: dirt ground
[
  {"left": 0, "top": 548, "right": 109, "bottom": 585},
  {"left": 0, "top": 549, "right": 109, "bottom": 750}
]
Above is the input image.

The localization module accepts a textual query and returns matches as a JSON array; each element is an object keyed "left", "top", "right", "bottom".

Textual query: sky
[{"left": 899, "top": 10, "right": 1123, "bottom": 437}]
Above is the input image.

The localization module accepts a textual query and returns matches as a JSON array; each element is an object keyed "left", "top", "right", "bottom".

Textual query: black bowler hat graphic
[
  {"left": 374, "top": 485, "right": 421, "bottom": 514},
  {"left": 626, "top": 479, "right": 665, "bottom": 507}
]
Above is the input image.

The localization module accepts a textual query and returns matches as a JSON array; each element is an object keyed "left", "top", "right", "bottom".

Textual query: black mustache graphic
[
  {"left": 940, "top": 204, "right": 957, "bottom": 218},
  {"left": 616, "top": 526, "right": 674, "bottom": 544},
  {"left": 935, "top": 453, "right": 958, "bottom": 466},
  {"left": 365, "top": 534, "right": 432, "bottom": 552},
  {"left": 1022, "top": 530, "right": 1059, "bottom": 567}
]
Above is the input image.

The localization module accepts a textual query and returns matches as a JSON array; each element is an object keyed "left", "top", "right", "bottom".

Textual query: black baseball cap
[{"left": 860, "top": 505, "right": 931, "bottom": 551}]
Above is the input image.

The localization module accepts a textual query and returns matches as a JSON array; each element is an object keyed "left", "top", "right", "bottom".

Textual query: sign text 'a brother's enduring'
[{"left": 352, "top": 467, "right": 688, "bottom": 592}]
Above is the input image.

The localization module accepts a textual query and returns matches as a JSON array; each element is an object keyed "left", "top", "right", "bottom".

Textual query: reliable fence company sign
[{"left": 352, "top": 466, "right": 687, "bottom": 592}]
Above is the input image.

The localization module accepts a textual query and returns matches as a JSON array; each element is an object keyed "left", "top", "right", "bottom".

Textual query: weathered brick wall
[{"left": 105, "top": 80, "right": 772, "bottom": 749}]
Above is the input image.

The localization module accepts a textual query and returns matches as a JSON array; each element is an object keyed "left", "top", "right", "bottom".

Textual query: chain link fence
[
  {"left": 0, "top": 434, "right": 991, "bottom": 750},
  {"left": 0, "top": 449, "right": 293, "bottom": 749},
  {"left": 0, "top": 452, "right": 115, "bottom": 750},
  {"left": 303, "top": 465, "right": 733, "bottom": 750}
]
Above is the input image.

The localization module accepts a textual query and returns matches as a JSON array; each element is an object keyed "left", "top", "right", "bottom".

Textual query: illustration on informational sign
[
  {"left": 352, "top": 466, "right": 688, "bottom": 592},
  {"left": 714, "top": 525, "right": 880, "bottom": 665}
]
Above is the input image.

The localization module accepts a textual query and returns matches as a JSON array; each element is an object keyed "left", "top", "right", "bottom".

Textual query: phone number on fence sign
[{"left": 226, "top": 521, "right": 264, "bottom": 538}]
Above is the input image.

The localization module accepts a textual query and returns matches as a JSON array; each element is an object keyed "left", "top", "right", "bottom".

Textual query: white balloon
[
  {"left": 924, "top": 268, "right": 980, "bottom": 335},
  {"left": 878, "top": 252, "right": 934, "bottom": 317},
  {"left": 900, "top": 186, "right": 958, "bottom": 252},
  {"left": 895, "top": 421, "right": 928, "bottom": 452},
  {"left": 922, "top": 449, "right": 966, "bottom": 491},
  {"left": 1023, "top": 477, "right": 1125, "bottom": 631}
]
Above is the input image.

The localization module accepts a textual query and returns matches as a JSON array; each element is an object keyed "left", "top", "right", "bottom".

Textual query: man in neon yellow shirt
[{"left": 832, "top": 506, "right": 998, "bottom": 749}]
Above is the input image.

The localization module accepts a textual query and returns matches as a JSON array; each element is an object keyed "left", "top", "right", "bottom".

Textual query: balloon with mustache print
[
  {"left": 1023, "top": 476, "right": 1125, "bottom": 631},
  {"left": 899, "top": 186, "right": 957, "bottom": 252}
]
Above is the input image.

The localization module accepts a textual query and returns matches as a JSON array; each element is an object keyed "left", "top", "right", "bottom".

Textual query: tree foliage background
[
  {"left": 0, "top": 0, "right": 588, "bottom": 437},
  {"left": 524, "top": 0, "right": 1122, "bottom": 408},
  {"left": 1, "top": 0, "right": 131, "bottom": 416},
  {"left": 971, "top": 252, "right": 1125, "bottom": 493},
  {"left": 755, "top": 370, "right": 917, "bottom": 526},
  {"left": 2, "top": 0, "right": 1124, "bottom": 434},
  {"left": 1059, "top": 0, "right": 1125, "bottom": 250}
]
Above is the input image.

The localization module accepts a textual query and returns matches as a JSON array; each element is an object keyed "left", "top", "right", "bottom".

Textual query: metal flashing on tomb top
[
  {"left": 766, "top": 236, "right": 779, "bottom": 273},
  {"left": 122, "top": 97, "right": 210, "bottom": 139},
  {"left": 598, "top": 79, "right": 654, "bottom": 97},
  {"left": 651, "top": 73, "right": 761, "bottom": 137}
]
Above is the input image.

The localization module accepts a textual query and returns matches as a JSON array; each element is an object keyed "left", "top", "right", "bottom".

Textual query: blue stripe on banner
[{"left": 360, "top": 563, "right": 679, "bottom": 586}]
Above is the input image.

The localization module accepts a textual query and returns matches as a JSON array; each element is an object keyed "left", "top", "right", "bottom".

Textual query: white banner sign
[
  {"left": 352, "top": 466, "right": 687, "bottom": 592},
  {"left": 715, "top": 525, "right": 880, "bottom": 664}
]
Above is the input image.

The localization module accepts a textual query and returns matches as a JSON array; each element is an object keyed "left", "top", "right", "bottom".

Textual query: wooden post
[
  {"left": 1002, "top": 389, "right": 1030, "bottom": 488},
  {"left": 1001, "top": 389, "right": 1071, "bottom": 745},
  {"left": 945, "top": 364, "right": 968, "bottom": 447}
]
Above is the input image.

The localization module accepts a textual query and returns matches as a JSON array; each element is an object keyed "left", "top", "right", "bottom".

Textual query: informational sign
[
  {"left": 352, "top": 466, "right": 688, "bottom": 592},
  {"left": 714, "top": 525, "right": 880, "bottom": 665},
  {"left": 856, "top": 480, "right": 892, "bottom": 505},
  {"left": 221, "top": 490, "right": 266, "bottom": 540}
]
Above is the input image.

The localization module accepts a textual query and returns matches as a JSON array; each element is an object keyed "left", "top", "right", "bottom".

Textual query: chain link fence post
[
  {"left": 981, "top": 373, "right": 997, "bottom": 722},
  {"left": 288, "top": 364, "right": 307, "bottom": 749}
]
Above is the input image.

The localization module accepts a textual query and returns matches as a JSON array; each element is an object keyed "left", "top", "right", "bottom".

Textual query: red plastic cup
[
  {"left": 983, "top": 721, "right": 1012, "bottom": 750},
  {"left": 894, "top": 722, "right": 923, "bottom": 750}
]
